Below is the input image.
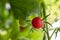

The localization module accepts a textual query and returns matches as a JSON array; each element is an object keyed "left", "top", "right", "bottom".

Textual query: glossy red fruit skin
[{"left": 32, "top": 17, "right": 44, "bottom": 29}]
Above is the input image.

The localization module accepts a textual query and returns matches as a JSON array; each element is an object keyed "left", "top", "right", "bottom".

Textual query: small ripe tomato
[
  {"left": 20, "top": 26, "right": 25, "bottom": 32},
  {"left": 32, "top": 17, "right": 44, "bottom": 29}
]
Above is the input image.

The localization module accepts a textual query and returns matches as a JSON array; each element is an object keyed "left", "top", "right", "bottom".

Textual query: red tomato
[{"left": 32, "top": 17, "right": 44, "bottom": 29}]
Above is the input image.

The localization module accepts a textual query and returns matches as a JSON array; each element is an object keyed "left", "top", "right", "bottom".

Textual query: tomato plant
[{"left": 0, "top": 0, "right": 60, "bottom": 40}]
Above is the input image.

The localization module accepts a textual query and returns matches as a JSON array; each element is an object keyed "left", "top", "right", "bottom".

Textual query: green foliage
[
  {"left": 8, "top": 0, "right": 40, "bottom": 20},
  {"left": 0, "top": 1, "right": 44, "bottom": 40},
  {"left": 30, "top": 29, "right": 44, "bottom": 40},
  {"left": 1, "top": 0, "right": 58, "bottom": 40},
  {"left": 10, "top": 20, "right": 20, "bottom": 40}
]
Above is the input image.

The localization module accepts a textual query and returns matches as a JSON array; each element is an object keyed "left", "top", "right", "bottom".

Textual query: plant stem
[
  {"left": 50, "top": 28, "right": 56, "bottom": 39},
  {"left": 46, "top": 24, "right": 50, "bottom": 40}
]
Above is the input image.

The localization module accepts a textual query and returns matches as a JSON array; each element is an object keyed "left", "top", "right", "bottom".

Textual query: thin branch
[{"left": 50, "top": 28, "right": 56, "bottom": 39}]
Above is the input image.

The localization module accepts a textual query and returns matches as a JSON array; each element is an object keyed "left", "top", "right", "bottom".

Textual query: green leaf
[
  {"left": 57, "top": 28, "right": 60, "bottom": 31},
  {"left": 55, "top": 29, "right": 58, "bottom": 39},
  {"left": 10, "top": 17, "right": 20, "bottom": 40},
  {"left": 30, "top": 29, "right": 44, "bottom": 40},
  {"left": 44, "top": 22, "right": 52, "bottom": 27},
  {"left": 8, "top": 0, "right": 39, "bottom": 20},
  {"left": 43, "top": 13, "right": 50, "bottom": 20},
  {"left": 55, "top": 28, "right": 60, "bottom": 39}
]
